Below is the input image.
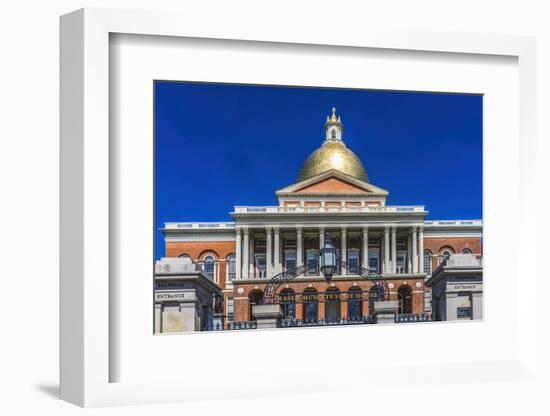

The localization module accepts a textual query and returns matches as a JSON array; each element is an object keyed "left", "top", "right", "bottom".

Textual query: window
[
  {"left": 306, "top": 250, "right": 319, "bottom": 275},
  {"left": 396, "top": 237, "right": 407, "bottom": 250},
  {"left": 423, "top": 250, "right": 432, "bottom": 275},
  {"left": 397, "top": 285, "right": 412, "bottom": 314},
  {"left": 226, "top": 297, "right": 234, "bottom": 322},
  {"left": 249, "top": 290, "right": 264, "bottom": 320},
  {"left": 256, "top": 239, "right": 266, "bottom": 249},
  {"left": 303, "top": 288, "right": 318, "bottom": 323},
  {"left": 347, "top": 249, "right": 360, "bottom": 274},
  {"left": 285, "top": 239, "right": 296, "bottom": 248},
  {"left": 462, "top": 248, "right": 472, "bottom": 254},
  {"left": 368, "top": 249, "right": 380, "bottom": 273},
  {"left": 284, "top": 250, "right": 296, "bottom": 272},
  {"left": 396, "top": 252, "right": 406, "bottom": 274},
  {"left": 204, "top": 256, "right": 215, "bottom": 280},
  {"left": 368, "top": 237, "right": 379, "bottom": 247},
  {"left": 331, "top": 129, "right": 336, "bottom": 139},
  {"left": 347, "top": 287, "right": 363, "bottom": 321},
  {"left": 279, "top": 289, "right": 296, "bottom": 319},
  {"left": 178, "top": 253, "right": 192, "bottom": 261},
  {"left": 227, "top": 254, "right": 236, "bottom": 281},
  {"left": 368, "top": 285, "right": 380, "bottom": 315},
  {"left": 440, "top": 250, "right": 452, "bottom": 264},
  {"left": 325, "top": 288, "right": 341, "bottom": 323},
  {"left": 255, "top": 254, "right": 266, "bottom": 278}
]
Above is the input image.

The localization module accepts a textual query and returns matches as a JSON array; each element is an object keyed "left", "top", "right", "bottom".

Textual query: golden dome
[{"left": 297, "top": 141, "right": 369, "bottom": 182}]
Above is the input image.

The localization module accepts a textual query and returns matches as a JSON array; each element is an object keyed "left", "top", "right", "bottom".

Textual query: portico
[{"left": 232, "top": 223, "right": 427, "bottom": 281}]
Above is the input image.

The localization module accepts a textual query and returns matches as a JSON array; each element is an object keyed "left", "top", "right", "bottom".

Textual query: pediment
[
  {"left": 276, "top": 169, "right": 389, "bottom": 196},
  {"left": 295, "top": 177, "right": 370, "bottom": 194}
]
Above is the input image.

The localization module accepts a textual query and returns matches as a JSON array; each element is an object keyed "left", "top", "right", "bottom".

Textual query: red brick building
[{"left": 160, "top": 109, "right": 482, "bottom": 325}]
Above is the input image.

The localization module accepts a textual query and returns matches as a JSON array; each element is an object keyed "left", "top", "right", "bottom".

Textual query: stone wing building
[{"left": 158, "top": 108, "right": 482, "bottom": 329}]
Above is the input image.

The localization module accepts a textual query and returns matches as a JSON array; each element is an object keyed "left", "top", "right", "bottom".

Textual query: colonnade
[{"left": 234, "top": 224, "right": 425, "bottom": 279}]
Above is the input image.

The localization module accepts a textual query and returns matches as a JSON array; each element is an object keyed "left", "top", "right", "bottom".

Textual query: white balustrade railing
[
  {"left": 164, "top": 222, "right": 236, "bottom": 230},
  {"left": 232, "top": 205, "right": 426, "bottom": 214},
  {"left": 424, "top": 220, "right": 482, "bottom": 227},
  {"left": 163, "top": 216, "right": 481, "bottom": 231}
]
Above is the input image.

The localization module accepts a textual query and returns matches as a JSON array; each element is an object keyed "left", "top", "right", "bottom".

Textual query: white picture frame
[{"left": 60, "top": 7, "right": 538, "bottom": 408}]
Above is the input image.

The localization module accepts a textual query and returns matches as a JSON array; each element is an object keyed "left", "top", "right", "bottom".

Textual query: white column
[
  {"left": 412, "top": 226, "right": 418, "bottom": 274},
  {"left": 242, "top": 228, "right": 250, "bottom": 279},
  {"left": 273, "top": 227, "right": 280, "bottom": 275},
  {"left": 154, "top": 303, "right": 162, "bottom": 334},
  {"left": 296, "top": 226, "right": 303, "bottom": 268},
  {"left": 249, "top": 234, "right": 255, "bottom": 278},
  {"left": 418, "top": 226, "right": 425, "bottom": 274},
  {"left": 235, "top": 228, "right": 242, "bottom": 280},
  {"left": 407, "top": 233, "right": 412, "bottom": 273},
  {"left": 384, "top": 226, "right": 390, "bottom": 274},
  {"left": 472, "top": 292, "right": 483, "bottom": 320},
  {"left": 362, "top": 226, "right": 369, "bottom": 270},
  {"left": 341, "top": 226, "right": 347, "bottom": 274},
  {"left": 266, "top": 227, "right": 273, "bottom": 277},
  {"left": 391, "top": 226, "right": 397, "bottom": 274},
  {"left": 445, "top": 293, "right": 458, "bottom": 321},
  {"left": 319, "top": 227, "right": 325, "bottom": 277}
]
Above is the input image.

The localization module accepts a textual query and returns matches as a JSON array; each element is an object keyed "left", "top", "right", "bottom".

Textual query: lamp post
[{"left": 320, "top": 233, "right": 338, "bottom": 282}]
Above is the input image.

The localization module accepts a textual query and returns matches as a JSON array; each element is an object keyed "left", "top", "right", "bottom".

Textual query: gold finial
[{"left": 325, "top": 107, "right": 343, "bottom": 128}]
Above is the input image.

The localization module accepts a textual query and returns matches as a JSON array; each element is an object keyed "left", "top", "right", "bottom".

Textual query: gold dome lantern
[{"left": 297, "top": 108, "right": 369, "bottom": 182}]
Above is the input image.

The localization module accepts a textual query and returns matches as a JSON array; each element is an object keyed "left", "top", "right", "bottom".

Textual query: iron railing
[
  {"left": 205, "top": 314, "right": 431, "bottom": 331},
  {"left": 394, "top": 313, "right": 431, "bottom": 323},
  {"left": 279, "top": 315, "right": 376, "bottom": 328},
  {"left": 205, "top": 321, "right": 258, "bottom": 331}
]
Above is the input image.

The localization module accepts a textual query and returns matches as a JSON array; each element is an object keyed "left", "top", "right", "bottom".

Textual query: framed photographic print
[{"left": 60, "top": 7, "right": 539, "bottom": 409}]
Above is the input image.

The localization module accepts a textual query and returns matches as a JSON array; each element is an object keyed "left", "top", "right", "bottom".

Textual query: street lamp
[{"left": 320, "top": 233, "right": 338, "bottom": 282}]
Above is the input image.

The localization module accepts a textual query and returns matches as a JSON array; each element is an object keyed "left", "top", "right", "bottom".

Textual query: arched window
[
  {"left": 302, "top": 288, "right": 318, "bottom": 323},
  {"left": 439, "top": 248, "right": 454, "bottom": 265},
  {"left": 462, "top": 248, "right": 472, "bottom": 254},
  {"left": 347, "top": 286, "right": 363, "bottom": 321},
  {"left": 248, "top": 290, "right": 264, "bottom": 321},
  {"left": 423, "top": 250, "right": 432, "bottom": 275},
  {"left": 398, "top": 285, "right": 413, "bottom": 314},
  {"left": 279, "top": 288, "right": 296, "bottom": 319},
  {"left": 325, "top": 287, "right": 341, "bottom": 323},
  {"left": 178, "top": 253, "right": 192, "bottom": 261},
  {"left": 331, "top": 129, "right": 336, "bottom": 139},
  {"left": 204, "top": 256, "right": 215, "bottom": 280},
  {"left": 227, "top": 254, "right": 236, "bottom": 281},
  {"left": 368, "top": 285, "right": 380, "bottom": 315}
]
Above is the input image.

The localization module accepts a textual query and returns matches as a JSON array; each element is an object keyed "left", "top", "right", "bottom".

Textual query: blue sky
[{"left": 155, "top": 82, "right": 482, "bottom": 259}]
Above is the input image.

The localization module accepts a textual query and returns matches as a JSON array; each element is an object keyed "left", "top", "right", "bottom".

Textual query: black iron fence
[
  {"left": 394, "top": 313, "right": 431, "bottom": 323},
  {"left": 206, "top": 321, "right": 257, "bottom": 331},
  {"left": 205, "top": 314, "right": 431, "bottom": 331},
  {"left": 279, "top": 315, "right": 376, "bottom": 328}
]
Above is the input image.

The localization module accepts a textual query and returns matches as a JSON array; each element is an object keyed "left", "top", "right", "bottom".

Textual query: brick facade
[
  {"left": 166, "top": 241, "right": 236, "bottom": 290},
  {"left": 165, "top": 236, "right": 478, "bottom": 322},
  {"left": 230, "top": 277, "right": 425, "bottom": 322},
  {"left": 423, "top": 237, "right": 482, "bottom": 273}
]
